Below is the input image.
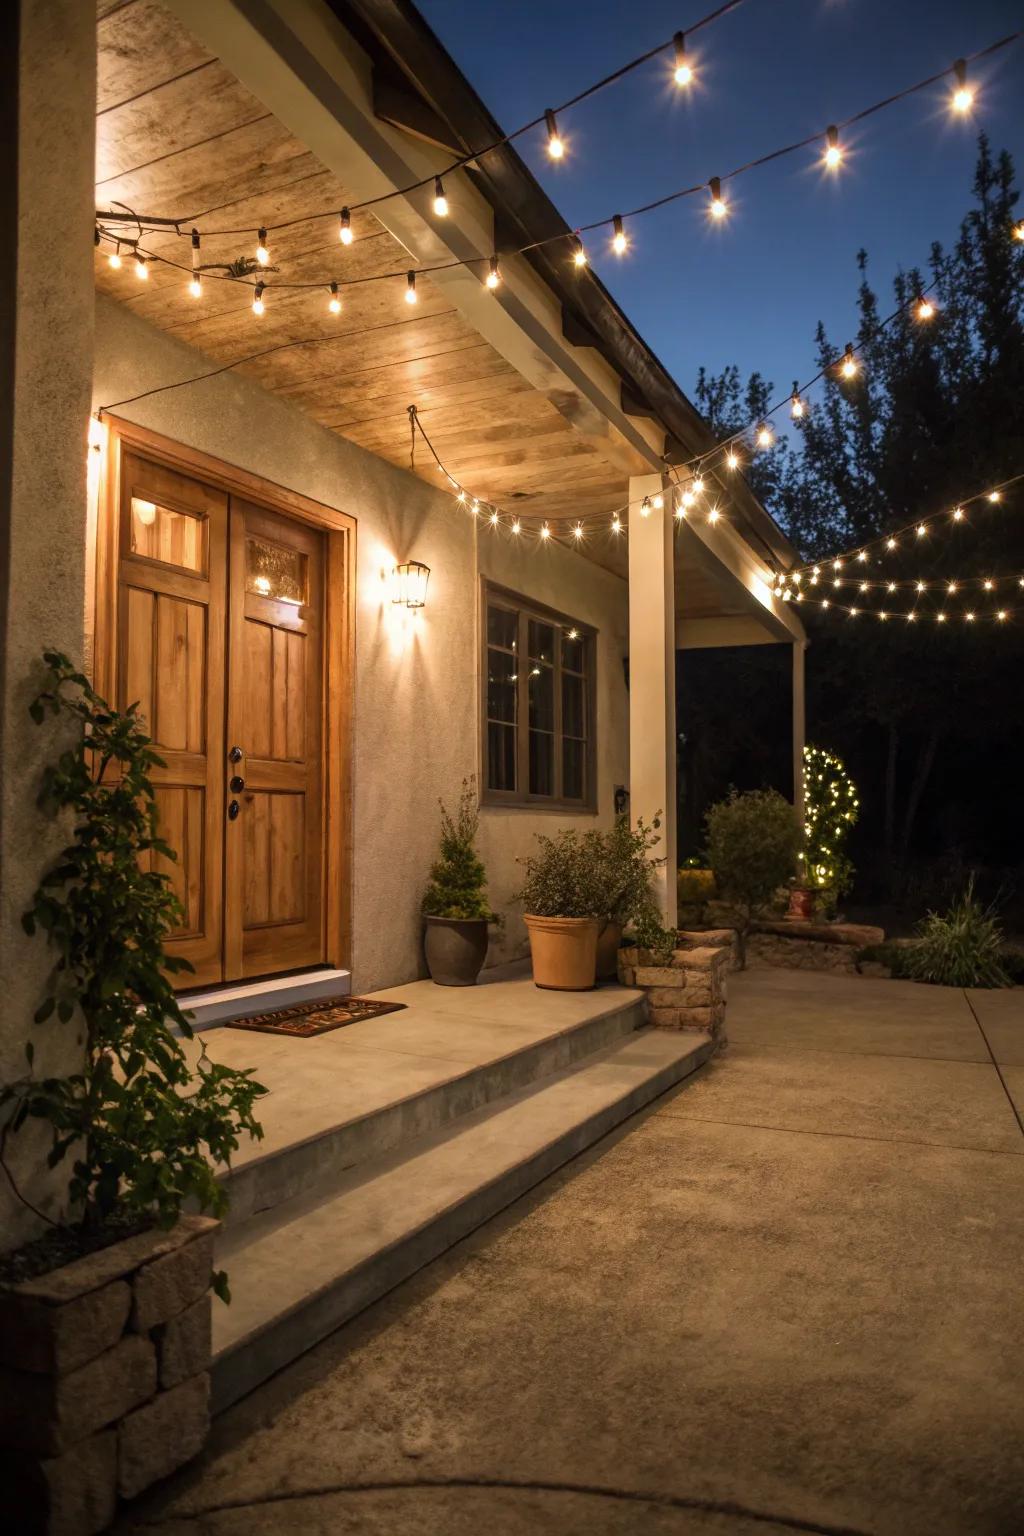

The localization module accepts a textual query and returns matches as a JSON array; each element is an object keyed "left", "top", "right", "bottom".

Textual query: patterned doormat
[{"left": 224, "top": 996, "right": 407, "bottom": 1038}]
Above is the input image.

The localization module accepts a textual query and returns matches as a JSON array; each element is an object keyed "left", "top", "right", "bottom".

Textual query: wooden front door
[{"left": 115, "top": 452, "right": 327, "bottom": 987}]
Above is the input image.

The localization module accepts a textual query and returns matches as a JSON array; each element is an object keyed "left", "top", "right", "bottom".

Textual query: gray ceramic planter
[{"left": 423, "top": 916, "right": 489, "bottom": 986}]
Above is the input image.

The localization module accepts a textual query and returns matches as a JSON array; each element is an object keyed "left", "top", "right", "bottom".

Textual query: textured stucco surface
[
  {"left": 115, "top": 969, "right": 1024, "bottom": 1536},
  {"left": 91, "top": 296, "right": 628, "bottom": 992},
  {"left": 0, "top": 0, "right": 96, "bottom": 1246}
]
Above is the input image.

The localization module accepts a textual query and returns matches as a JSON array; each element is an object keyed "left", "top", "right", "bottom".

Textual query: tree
[{"left": 705, "top": 789, "right": 799, "bottom": 966}]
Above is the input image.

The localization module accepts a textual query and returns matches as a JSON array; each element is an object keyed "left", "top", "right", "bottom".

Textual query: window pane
[
  {"left": 487, "top": 649, "right": 518, "bottom": 724},
  {"left": 130, "top": 498, "right": 205, "bottom": 573},
  {"left": 246, "top": 537, "right": 306, "bottom": 605},
  {"left": 487, "top": 722, "right": 517, "bottom": 792},
  {"left": 528, "top": 663, "right": 553, "bottom": 732},
  {"left": 487, "top": 604, "right": 517, "bottom": 651},
  {"left": 562, "top": 631, "right": 585, "bottom": 673},
  {"left": 563, "top": 738, "right": 585, "bottom": 801},
  {"left": 529, "top": 731, "right": 554, "bottom": 796},
  {"left": 562, "top": 672, "right": 585, "bottom": 739},
  {"left": 528, "top": 619, "right": 555, "bottom": 664}
]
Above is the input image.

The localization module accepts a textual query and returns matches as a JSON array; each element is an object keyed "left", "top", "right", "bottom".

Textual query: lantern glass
[{"left": 394, "top": 560, "right": 430, "bottom": 608}]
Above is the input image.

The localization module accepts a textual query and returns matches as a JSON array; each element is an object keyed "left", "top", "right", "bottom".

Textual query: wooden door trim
[{"left": 94, "top": 415, "right": 355, "bottom": 975}]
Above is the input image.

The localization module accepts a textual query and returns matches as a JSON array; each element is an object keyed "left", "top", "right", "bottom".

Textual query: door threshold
[{"left": 178, "top": 968, "right": 351, "bottom": 1030}]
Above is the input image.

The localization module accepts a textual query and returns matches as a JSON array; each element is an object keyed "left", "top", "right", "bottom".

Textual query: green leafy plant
[
  {"left": 594, "top": 813, "right": 665, "bottom": 927},
  {"left": 422, "top": 778, "right": 496, "bottom": 922},
  {"left": 903, "top": 880, "right": 1011, "bottom": 988},
  {"left": 632, "top": 902, "right": 679, "bottom": 965},
  {"left": 513, "top": 828, "right": 608, "bottom": 918},
  {"left": 799, "top": 745, "right": 859, "bottom": 901},
  {"left": 1, "top": 653, "right": 266, "bottom": 1293},
  {"left": 705, "top": 788, "right": 800, "bottom": 967}
]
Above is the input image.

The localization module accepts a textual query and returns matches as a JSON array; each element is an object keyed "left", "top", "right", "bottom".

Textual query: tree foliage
[
  {"left": 1, "top": 654, "right": 266, "bottom": 1282},
  {"left": 704, "top": 788, "right": 799, "bottom": 964}
]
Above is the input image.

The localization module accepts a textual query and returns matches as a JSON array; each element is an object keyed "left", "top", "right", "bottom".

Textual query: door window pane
[
  {"left": 246, "top": 537, "right": 306, "bottom": 605},
  {"left": 528, "top": 662, "right": 554, "bottom": 732},
  {"left": 562, "top": 631, "right": 585, "bottom": 673},
  {"left": 130, "top": 498, "right": 206, "bottom": 573},
  {"left": 562, "top": 672, "right": 585, "bottom": 739},
  {"left": 528, "top": 619, "right": 555, "bottom": 664}
]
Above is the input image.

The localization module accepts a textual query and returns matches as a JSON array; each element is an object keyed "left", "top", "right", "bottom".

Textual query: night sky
[{"left": 417, "top": 0, "right": 1023, "bottom": 412}]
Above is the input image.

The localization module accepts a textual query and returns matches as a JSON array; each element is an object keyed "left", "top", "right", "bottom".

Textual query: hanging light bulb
[
  {"left": 252, "top": 281, "right": 265, "bottom": 316},
  {"left": 997, "top": 609, "right": 1007, "bottom": 621},
  {"left": 673, "top": 31, "right": 693, "bottom": 87},
  {"left": 674, "top": 494, "right": 687, "bottom": 519},
  {"left": 984, "top": 579, "right": 994, "bottom": 591},
  {"left": 681, "top": 490, "right": 695, "bottom": 509},
  {"left": 405, "top": 270, "right": 418, "bottom": 305},
  {"left": 189, "top": 273, "right": 202, "bottom": 299},
  {"left": 916, "top": 523, "right": 927, "bottom": 537},
  {"left": 823, "top": 125, "right": 842, "bottom": 170},
  {"left": 692, "top": 475, "right": 705, "bottom": 494},
  {"left": 540, "top": 522, "right": 551, "bottom": 540},
  {"left": 485, "top": 254, "right": 501, "bottom": 290},
  {"left": 611, "top": 515, "right": 622, "bottom": 534},
  {"left": 708, "top": 176, "right": 728, "bottom": 220},
  {"left": 189, "top": 228, "right": 201, "bottom": 298},
  {"left": 612, "top": 215, "right": 627, "bottom": 255},
  {"left": 433, "top": 177, "right": 448, "bottom": 217},
  {"left": 725, "top": 449, "right": 740, "bottom": 470},
  {"left": 572, "top": 234, "right": 588, "bottom": 269},
  {"left": 489, "top": 510, "right": 499, "bottom": 527},
  {"left": 108, "top": 242, "right": 122, "bottom": 270},
  {"left": 135, "top": 252, "right": 148, "bottom": 280},
  {"left": 511, "top": 518, "right": 521, "bottom": 535},
  {"left": 545, "top": 109, "right": 564, "bottom": 160},
  {"left": 1014, "top": 220, "right": 1024, "bottom": 243},
  {"left": 790, "top": 393, "right": 805, "bottom": 419},
  {"left": 916, "top": 294, "right": 936, "bottom": 321},
  {"left": 573, "top": 522, "right": 584, "bottom": 540},
  {"left": 640, "top": 497, "right": 652, "bottom": 518},
  {"left": 328, "top": 282, "right": 342, "bottom": 314},
  {"left": 707, "top": 507, "right": 721, "bottom": 525},
  {"left": 952, "top": 506, "right": 964, "bottom": 521},
  {"left": 456, "top": 489, "right": 467, "bottom": 504},
  {"left": 988, "top": 489, "right": 1002, "bottom": 503},
  {"left": 756, "top": 423, "right": 774, "bottom": 449},
  {"left": 652, "top": 492, "right": 664, "bottom": 510},
  {"left": 339, "top": 207, "right": 353, "bottom": 245},
  {"left": 839, "top": 343, "right": 858, "bottom": 379},
  {"left": 951, "top": 58, "right": 974, "bottom": 115},
  {"left": 256, "top": 227, "right": 269, "bottom": 266}
]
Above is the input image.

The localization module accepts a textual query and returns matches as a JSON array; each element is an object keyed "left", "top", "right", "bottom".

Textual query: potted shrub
[
  {"left": 514, "top": 829, "right": 607, "bottom": 990},
  {"left": 0, "top": 654, "right": 266, "bottom": 1518},
  {"left": 705, "top": 787, "right": 800, "bottom": 967},
  {"left": 593, "top": 814, "right": 665, "bottom": 979},
  {"left": 421, "top": 779, "right": 498, "bottom": 986}
]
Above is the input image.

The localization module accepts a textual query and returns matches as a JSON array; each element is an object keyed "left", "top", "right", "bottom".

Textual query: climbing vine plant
[{"left": 1, "top": 653, "right": 265, "bottom": 1281}]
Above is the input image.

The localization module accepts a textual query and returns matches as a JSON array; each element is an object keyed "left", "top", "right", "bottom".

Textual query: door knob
[
  {"left": 228, "top": 800, "right": 240, "bottom": 820},
  {"left": 229, "top": 745, "right": 243, "bottom": 762},
  {"left": 230, "top": 775, "right": 245, "bottom": 793}
]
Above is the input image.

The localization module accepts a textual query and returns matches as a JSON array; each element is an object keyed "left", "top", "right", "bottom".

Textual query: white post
[
  {"left": 792, "top": 640, "right": 807, "bottom": 828},
  {"left": 628, "top": 474, "right": 677, "bottom": 927}
]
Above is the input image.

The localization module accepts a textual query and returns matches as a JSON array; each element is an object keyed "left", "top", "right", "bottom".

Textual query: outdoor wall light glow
[{"left": 392, "top": 561, "right": 430, "bottom": 609}]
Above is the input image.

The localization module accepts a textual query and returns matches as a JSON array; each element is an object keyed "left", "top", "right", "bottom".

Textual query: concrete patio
[{"left": 121, "top": 968, "right": 1024, "bottom": 1535}]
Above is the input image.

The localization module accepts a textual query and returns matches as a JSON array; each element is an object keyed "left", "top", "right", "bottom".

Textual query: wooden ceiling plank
[
  {"left": 97, "top": 0, "right": 213, "bottom": 114},
  {"left": 97, "top": 61, "right": 273, "bottom": 183}
]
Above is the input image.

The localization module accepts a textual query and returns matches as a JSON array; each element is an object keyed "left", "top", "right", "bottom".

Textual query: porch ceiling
[{"left": 95, "top": 0, "right": 626, "bottom": 522}]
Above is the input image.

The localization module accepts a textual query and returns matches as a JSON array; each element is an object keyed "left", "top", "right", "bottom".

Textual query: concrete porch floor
[{"left": 124, "top": 969, "right": 1024, "bottom": 1536}]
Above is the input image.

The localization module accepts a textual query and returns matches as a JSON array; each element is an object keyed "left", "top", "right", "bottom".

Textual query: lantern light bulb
[
  {"left": 433, "top": 178, "right": 448, "bottom": 217},
  {"left": 988, "top": 490, "right": 1002, "bottom": 503},
  {"left": 790, "top": 393, "right": 805, "bottom": 419},
  {"left": 545, "top": 109, "right": 564, "bottom": 159},
  {"left": 951, "top": 59, "right": 973, "bottom": 114},
  {"left": 916, "top": 296, "right": 936, "bottom": 321},
  {"left": 540, "top": 522, "right": 551, "bottom": 540},
  {"left": 612, "top": 214, "right": 627, "bottom": 255},
  {"left": 708, "top": 177, "right": 727, "bottom": 220},
  {"left": 756, "top": 423, "right": 773, "bottom": 448},
  {"left": 108, "top": 248, "right": 122, "bottom": 270},
  {"left": 256, "top": 228, "right": 269, "bottom": 266},
  {"left": 135, "top": 253, "right": 148, "bottom": 280},
  {"left": 405, "top": 271, "right": 418, "bottom": 305},
  {"left": 653, "top": 493, "right": 664, "bottom": 510},
  {"left": 339, "top": 207, "right": 353, "bottom": 245},
  {"left": 189, "top": 275, "right": 202, "bottom": 298},
  {"left": 726, "top": 449, "right": 740, "bottom": 470},
  {"left": 328, "top": 282, "right": 342, "bottom": 314},
  {"left": 673, "top": 32, "right": 693, "bottom": 86},
  {"left": 485, "top": 254, "right": 501, "bottom": 290},
  {"left": 572, "top": 235, "right": 587, "bottom": 268},
  {"left": 252, "top": 281, "right": 265, "bottom": 316},
  {"left": 824, "top": 125, "right": 842, "bottom": 170},
  {"left": 840, "top": 344, "right": 858, "bottom": 379},
  {"left": 640, "top": 497, "right": 652, "bottom": 518}
]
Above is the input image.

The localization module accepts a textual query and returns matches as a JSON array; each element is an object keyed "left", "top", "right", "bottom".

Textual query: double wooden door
[{"left": 117, "top": 450, "right": 325, "bottom": 987}]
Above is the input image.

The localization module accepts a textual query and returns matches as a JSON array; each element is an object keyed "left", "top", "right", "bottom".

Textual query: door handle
[
  {"left": 228, "top": 800, "right": 240, "bottom": 820},
  {"left": 230, "top": 775, "right": 245, "bottom": 793},
  {"left": 229, "top": 745, "right": 243, "bottom": 763}
]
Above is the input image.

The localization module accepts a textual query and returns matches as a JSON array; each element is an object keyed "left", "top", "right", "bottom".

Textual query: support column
[
  {"left": 628, "top": 474, "right": 677, "bottom": 927},
  {"left": 792, "top": 639, "right": 807, "bottom": 828}
]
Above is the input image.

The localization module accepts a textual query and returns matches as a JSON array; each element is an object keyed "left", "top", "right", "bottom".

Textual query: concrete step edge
[{"left": 211, "top": 1028, "right": 711, "bottom": 1412}]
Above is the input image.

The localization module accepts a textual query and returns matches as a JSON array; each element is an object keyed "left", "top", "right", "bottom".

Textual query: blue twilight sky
[{"left": 417, "top": 0, "right": 1023, "bottom": 410}]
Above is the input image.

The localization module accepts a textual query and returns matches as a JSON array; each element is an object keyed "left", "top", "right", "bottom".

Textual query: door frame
[{"left": 92, "top": 414, "right": 355, "bottom": 977}]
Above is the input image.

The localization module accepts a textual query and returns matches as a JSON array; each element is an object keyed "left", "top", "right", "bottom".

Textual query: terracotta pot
[
  {"left": 785, "top": 885, "right": 816, "bottom": 921},
  {"left": 524, "top": 914, "right": 599, "bottom": 991},
  {"left": 595, "top": 919, "right": 623, "bottom": 981},
  {"left": 423, "top": 915, "right": 489, "bottom": 985}
]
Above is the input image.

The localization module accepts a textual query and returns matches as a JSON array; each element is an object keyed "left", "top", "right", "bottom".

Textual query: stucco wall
[
  {"left": 91, "top": 295, "right": 628, "bottom": 990},
  {"left": 0, "top": 0, "right": 96, "bottom": 1247}
]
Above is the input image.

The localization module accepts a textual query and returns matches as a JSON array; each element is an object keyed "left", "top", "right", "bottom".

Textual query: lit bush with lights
[{"left": 800, "top": 745, "right": 859, "bottom": 903}]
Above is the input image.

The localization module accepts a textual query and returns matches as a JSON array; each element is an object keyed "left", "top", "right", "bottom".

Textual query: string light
[
  {"left": 988, "top": 490, "right": 1002, "bottom": 503},
  {"left": 405, "top": 271, "right": 418, "bottom": 305},
  {"left": 612, "top": 215, "right": 628, "bottom": 255},
  {"left": 489, "top": 510, "right": 499, "bottom": 526},
  {"left": 707, "top": 506, "right": 721, "bottom": 524},
  {"left": 756, "top": 423, "right": 774, "bottom": 448},
  {"left": 823, "top": 125, "right": 842, "bottom": 170},
  {"left": 540, "top": 522, "right": 551, "bottom": 539},
  {"left": 256, "top": 228, "right": 269, "bottom": 266},
  {"left": 573, "top": 522, "right": 585, "bottom": 540},
  {"left": 107, "top": 245, "right": 122, "bottom": 270},
  {"left": 433, "top": 178, "right": 448, "bottom": 217},
  {"left": 916, "top": 295, "right": 936, "bottom": 321},
  {"left": 725, "top": 449, "right": 740, "bottom": 470},
  {"left": 189, "top": 273, "right": 202, "bottom": 299},
  {"left": 572, "top": 235, "right": 587, "bottom": 268},
  {"left": 708, "top": 177, "right": 728, "bottom": 220},
  {"left": 640, "top": 496, "right": 652, "bottom": 517},
  {"left": 653, "top": 492, "right": 664, "bottom": 509},
  {"left": 188, "top": 228, "right": 201, "bottom": 298},
  {"left": 951, "top": 58, "right": 974, "bottom": 114},
  {"left": 673, "top": 31, "right": 693, "bottom": 87},
  {"left": 612, "top": 515, "right": 622, "bottom": 534},
  {"left": 328, "top": 282, "right": 342, "bottom": 314},
  {"left": 545, "top": 109, "right": 565, "bottom": 160},
  {"left": 252, "top": 281, "right": 265, "bottom": 315},
  {"left": 692, "top": 476, "right": 705, "bottom": 494},
  {"left": 485, "top": 254, "right": 501, "bottom": 289},
  {"left": 790, "top": 393, "right": 805, "bottom": 420},
  {"left": 512, "top": 518, "right": 521, "bottom": 535},
  {"left": 135, "top": 253, "right": 148, "bottom": 280},
  {"left": 839, "top": 343, "right": 858, "bottom": 379},
  {"left": 339, "top": 208, "right": 353, "bottom": 245},
  {"left": 1015, "top": 220, "right": 1024, "bottom": 243}
]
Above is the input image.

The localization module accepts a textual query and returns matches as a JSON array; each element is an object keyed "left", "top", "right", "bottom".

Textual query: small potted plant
[
  {"left": 422, "top": 779, "right": 498, "bottom": 986},
  {"left": 514, "top": 829, "right": 606, "bottom": 990}
]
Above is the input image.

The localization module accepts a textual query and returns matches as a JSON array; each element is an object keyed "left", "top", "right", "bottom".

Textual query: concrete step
[
  {"left": 219, "top": 992, "right": 648, "bottom": 1228},
  {"left": 212, "top": 1027, "right": 712, "bottom": 1412},
  {"left": 178, "top": 968, "right": 351, "bottom": 1030}
]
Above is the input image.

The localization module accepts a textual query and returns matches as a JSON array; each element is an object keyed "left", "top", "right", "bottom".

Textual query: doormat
[{"left": 224, "top": 996, "right": 407, "bottom": 1038}]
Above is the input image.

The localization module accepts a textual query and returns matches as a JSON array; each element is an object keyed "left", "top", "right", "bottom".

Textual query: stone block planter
[
  {"left": 618, "top": 940, "right": 730, "bottom": 1043},
  {"left": 0, "top": 1215, "right": 216, "bottom": 1535},
  {"left": 746, "top": 919, "right": 885, "bottom": 974}
]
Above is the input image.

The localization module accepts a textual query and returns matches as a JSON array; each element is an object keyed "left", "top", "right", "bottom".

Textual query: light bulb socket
[
  {"left": 191, "top": 228, "right": 201, "bottom": 252},
  {"left": 434, "top": 176, "right": 445, "bottom": 200},
  {"left": 709, "top": 177, "right": 722, "bottom": 202},
  {"left": 486, "top": 254, "right": 500, "bottom": 287},
  {"left": 545, "top": 108, "right": 559, "bottom": 141},
  {"left": 827, "top": 125, "right": 838, "bottom": 151},
  {"left": 954, "top": 58, "right": 966, "bottom": 88},
  {"left": 406, "top": 270, "right": 417, "bottom": 301},
  {"left": 339, "top": 207, "right": 352, "bottom": 243}
]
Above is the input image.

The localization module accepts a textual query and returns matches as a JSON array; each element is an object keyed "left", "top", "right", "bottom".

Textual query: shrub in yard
[
  {"left": 705, "top": 788, "right": 800, "bottom": 967},
  {"left": 903, "top": 880, "right": 1011, "bottom": 988}
]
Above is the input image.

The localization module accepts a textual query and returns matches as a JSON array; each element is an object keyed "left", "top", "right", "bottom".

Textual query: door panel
[
  {"left": 116, "top": 451, "right": 227, "bottom": 986},
  {"left": 225, "top": 500, "right": 325, "bottom": 980}
]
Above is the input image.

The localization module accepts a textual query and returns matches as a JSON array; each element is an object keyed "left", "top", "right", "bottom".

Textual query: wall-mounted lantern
[{"left": 393, "top": 560, "right": 430, "bottom": 609}]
